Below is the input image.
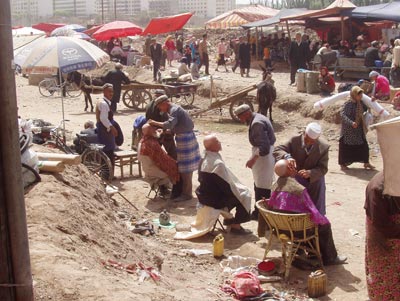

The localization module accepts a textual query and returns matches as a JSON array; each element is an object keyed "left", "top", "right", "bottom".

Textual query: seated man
[
  {"left": 138, "top": 124, "right": 179, "bottom": 196},
  {"left": 195, "top": 134, "right": 252, "bottom": 235},
  {"left": 73, "top": 120, "right": 98, "bottom": 154},
  {"left": 265, "top": 159, "right": 347, "bottom": 265}
]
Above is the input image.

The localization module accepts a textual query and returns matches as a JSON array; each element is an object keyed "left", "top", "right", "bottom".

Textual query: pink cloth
[
  {"left": 267, "top": 190, "right": 329, "bottom": 225},
  {"left": 375, "top": 75, "right": 390, "bottom": 96},
  {"left": 165, "top": 40, "right": 176, "bottom": 51}
]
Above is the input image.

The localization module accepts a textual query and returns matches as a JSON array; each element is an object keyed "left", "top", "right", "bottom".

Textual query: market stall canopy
[
  {"left": 92, "top": 21, "right": 143, "bottom": 41},
  {"left": 51, "top": 28, "right": 91, "bottom": 40},
  {"left": 142, "top": 12, "right": 193, "bottom": 35},
  {"left": 206, "top": 5, "right": 278, "bottom": 29},
  {"left": 344, "top": 0, "right": 400, "bottom": 22},
  {"left": 242, "top": 8, "right": 309, "bottom": 28},
  {"left": 32, "top": 23, "right": 66, "bottom": 33},
  {"left": 281, "top": 0, "right": 356, "bottom": 21},
  {"left": 21, "top": 36, "right": 109, "bottom": 74},
  {"left": 12, "top": 27, "right": 45, "bottom": 36}
]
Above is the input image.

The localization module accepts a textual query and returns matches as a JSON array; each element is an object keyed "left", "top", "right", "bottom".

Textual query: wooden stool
[{"left": 114, "top": 150, "right": 142, "bottom": 179}]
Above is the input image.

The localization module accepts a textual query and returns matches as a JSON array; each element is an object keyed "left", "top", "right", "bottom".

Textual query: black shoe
[
  {"left": 223, "top": 218, "right": 235, "bottom": 226},
  {"left": 250, "top": 210, "right": 258, "bottom": 221},
  {"left": 325, "top": 255, "right": 347, "bottom": 266},
  {"left": 230, "top": 226, "right": 252, "bottom": 235}
]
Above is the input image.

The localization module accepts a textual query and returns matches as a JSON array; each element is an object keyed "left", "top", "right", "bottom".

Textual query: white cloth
[
  {"left": 98, "top": 97, "right": 112, "bottom": 128},
  {"left": 201, "top": 151, "right": 252, "bottom": 212},
  {"left": 174, "top": 205, "right": 233, "bottom": 240},
  {"left": 371, "top": 116, "right": 400, "bottom": 196},
  {"left": 392, "top": 45, "right": 400, "bottom": 68},
  {"left": 251, "top": 145, "right": 275, "bottom": 190},
  {"left": 137, "top": 142, "right": 170, "bottom": 186}
]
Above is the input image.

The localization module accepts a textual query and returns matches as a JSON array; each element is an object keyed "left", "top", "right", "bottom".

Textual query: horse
[
  {"left": 68, "top": 71, "right": 105, "bottom": 112},
  {"left": 257, "top": 66, "right": 277, "bottom": 122}
]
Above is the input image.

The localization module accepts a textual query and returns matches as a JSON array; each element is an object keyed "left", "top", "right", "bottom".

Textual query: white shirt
[
  {"left": 98, "top": 97, "right": 112, "bottom": 128},
  {"left": 178, "top": 63, "right": 190, "bottom": 76}
]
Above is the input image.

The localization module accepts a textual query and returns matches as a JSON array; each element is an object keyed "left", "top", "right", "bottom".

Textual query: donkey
[
  {"left": 257, "top": 66, "right": 277, "bottom": 122},
  {"left": 68, "top": 71, "right": 105, "bottom": 112}
]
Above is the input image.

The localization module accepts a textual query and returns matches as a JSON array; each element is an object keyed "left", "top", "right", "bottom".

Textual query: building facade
[
  {"left": 178, "top": 0, "right": 235, "bottom": 18},
  {"left": 53, "top": 0, "right": 96, "bottom": 17},
  {"left": 11, "top": 0, "right": 53, "bottom": 24}
]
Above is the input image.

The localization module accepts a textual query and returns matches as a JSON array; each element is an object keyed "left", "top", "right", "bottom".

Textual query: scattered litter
[
  {"left": 101, "top": 259, "right": 160, "bottom": 282},
  {"left": 105, "top": 185, "right": 119, "bottom": 195},
  {"left": 181, "top": 249, "right": 212, "bottom": 256},
  {"left": 349, "top": 229, "right": 361, "bottom": 238},
  {"left": 126, "top": 219, "right": 155, "bottom": 236},
  {"left": 152, "top": 218, "right": 176, "bottom": 229},
  {"left": 220, "top": 255, "right": 260, "bottom": 274},
  {"left": 331, "top": 201, "right": 342, "bottom": 206}
]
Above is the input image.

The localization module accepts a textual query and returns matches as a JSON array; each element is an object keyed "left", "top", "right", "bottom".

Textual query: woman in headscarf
[
  {"left": 338, "top": 86, "right": 375, "bottom": 170},
  {"left": 318, "top": 66, "right": 335, "bottom": 96},
  {"left": 165, "top": 35, "right": 176, "bottom": 67}
]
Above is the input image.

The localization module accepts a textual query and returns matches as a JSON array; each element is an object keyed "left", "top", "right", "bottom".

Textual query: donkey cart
[{"left": 190, "top": 84, "right": 257, "bottom": 122}]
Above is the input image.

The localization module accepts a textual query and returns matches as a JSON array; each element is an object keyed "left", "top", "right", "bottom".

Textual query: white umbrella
[{"left": 21, "top": 36, "right": 110, "bottom": 129}]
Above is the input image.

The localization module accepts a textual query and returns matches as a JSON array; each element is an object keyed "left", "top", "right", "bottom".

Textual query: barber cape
[{"left": 201, "top": 151, "right": 252, "bottom": 212}]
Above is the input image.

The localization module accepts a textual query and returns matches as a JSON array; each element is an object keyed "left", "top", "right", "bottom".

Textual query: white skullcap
[
  {"left": 154, "top": 95, "right": 169, "bottom": 106},
  {"left": 234, "top": 104, "right": 251, "bottom": 116},
  {"left": 305, "top": 122, "right": 322, "bottom": 139},
  {"left": 369, "top": 71, "right": 379, "bottom": 78}
]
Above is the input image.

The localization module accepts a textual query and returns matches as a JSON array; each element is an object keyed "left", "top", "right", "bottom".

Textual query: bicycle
[
  {"left": 42, "top": 120, "right": 114, "bottom": 181},
  {"left": 38, "top": 76, "right": 82, "bottom": 98}
]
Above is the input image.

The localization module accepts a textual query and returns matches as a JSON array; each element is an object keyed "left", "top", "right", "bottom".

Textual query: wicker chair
[{"left": 256, "top": 200, "right": 323, "bottom": 280}]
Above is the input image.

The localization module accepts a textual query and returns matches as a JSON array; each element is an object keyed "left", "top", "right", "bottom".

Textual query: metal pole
[
  {"left": 101, "top": 0, "right": 104, "bottom": 24},
  {"left": 114, "top": 0, "right": 117, "bottom": 20},
  {"left": 0, "top": 1, "right": 34, "bottom": 300},
  {"left": 286, "top": 20, "right": 291, "bottom": 40}
]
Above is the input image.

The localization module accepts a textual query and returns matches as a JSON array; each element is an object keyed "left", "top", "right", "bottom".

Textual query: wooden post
[
  {"left": 341, "top": 16, "right": 345, "bottom": 41},
  {"left": 286, "top": 20, "right": 291, "bottom": 40},
  {"left": 0, "top": 1, "right": 34, "bottom": 300},
  {"left": 255, "top": 27, "right": 259, "bottom": 61}
]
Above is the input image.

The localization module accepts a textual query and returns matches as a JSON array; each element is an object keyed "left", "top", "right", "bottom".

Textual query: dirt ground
[{"left": 17, "top": 57, "right": 398, "bottom": 301}]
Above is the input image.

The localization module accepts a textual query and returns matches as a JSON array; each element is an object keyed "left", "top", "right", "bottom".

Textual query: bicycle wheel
[
  {"left": 81, "top": 149, "right": 114, "bottom": 182},
  {"left": 39, "top": 79, "right": 56, "bottom": 97},
  {"left": 22, "top": 163, "right": 41, "bottom": 189},
  {"left": 43, "top": 140, "right": 73, "bottom": 154},
  {"left": 66, "top": 82, "right": 82, "bottom": 98}
]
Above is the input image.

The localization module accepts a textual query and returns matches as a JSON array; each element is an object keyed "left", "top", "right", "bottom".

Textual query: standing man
[
  {"left": 150, "top": 38, "right": 162, "bottom": 82},
  {"left": 239, "top": 37, "right": 251, "bottom": 77},
  {"left": 148, "top": 96, "right": 201, "bottom": 202},
  {"left": 288, "top": 32, "right": 309, "bottom": 86},
  {"left": 273, "top": 122, "right": 329, "bottom": 215},
  {"left": 96, "top": 84, "right": 118, "bottom": 170},
  {"left": 145, "top": 90, "right": 177, "bottom": 160},
  {"left": 198, "top": 34, "right": 209, "bottom": 75},
  {"left": 103, "top": 63, "right": 130, "bottom": 112},
  {"left": 144, "top": 34, "right": 152, "bottom": 56},
  {"left": 234, "top": 104, "right": 276, "bottom": 220}
]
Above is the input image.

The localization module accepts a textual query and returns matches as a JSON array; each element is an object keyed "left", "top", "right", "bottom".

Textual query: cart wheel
[
  {"left": 229, "top": 98, "right": 254, "bottom": 123},
  {"left": 182, "top": 93, "right": 195, "bottom": 106},
  {"left": 122, "top": 89, "right": 152, "bottom": 111}
]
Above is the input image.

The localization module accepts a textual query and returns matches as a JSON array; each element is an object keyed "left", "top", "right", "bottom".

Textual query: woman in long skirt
[
  {"left": 365, "top": 172, "right": 400, "bottom": 301},
  {"left": 338, "top": 86, "right": 375, "bottom": 170}
]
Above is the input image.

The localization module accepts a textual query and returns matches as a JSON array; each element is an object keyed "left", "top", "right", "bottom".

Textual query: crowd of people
[{"left": 74, "top": 29, "right": 400, "bottom": 300}]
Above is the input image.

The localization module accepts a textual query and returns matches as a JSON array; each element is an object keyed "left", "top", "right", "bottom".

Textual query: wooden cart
[
  {"left": 190, "top": 84, "right": 257, "bottom": 122},
  {"left": 121, "top": 81, "right": 198, "bottom": 111},
  {"left": 121, "top": 82, "right": 164, "bottom": 111}
]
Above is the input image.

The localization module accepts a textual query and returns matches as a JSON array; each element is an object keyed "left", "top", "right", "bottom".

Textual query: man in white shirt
[{"left": 96, "top": 83, "right": 118, "bottom": 166}]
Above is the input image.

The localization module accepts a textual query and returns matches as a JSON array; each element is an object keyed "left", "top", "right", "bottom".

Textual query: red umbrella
[
  {"left": 92, "top": 21, "right": 142, "bottom": 41},
  {"left": 142, "top": 12, "right": 193, "bottom": 35},
  {"left": 32, "top": 22, "right": 65, "bottom": 33},
  {"left": 84, "top": 24, "right": 103, "bottom": 36}
]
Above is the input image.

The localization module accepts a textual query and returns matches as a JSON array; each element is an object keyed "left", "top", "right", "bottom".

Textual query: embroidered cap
[
  {"left": 154, "top": 95, "right": 169, "bottom": 106},
  {"left": 234, "top": 104, "right": 251, "bottom": 116},
  {"left": 305, "top": 122, "right": 322, "bottom": 139},
  {"left": 102, "top": 83, "right": 113, "bottom": 90}
]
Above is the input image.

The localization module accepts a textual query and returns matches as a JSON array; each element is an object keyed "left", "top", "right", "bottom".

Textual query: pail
[{"left": 213, "top": 234, "right": 224, "bottom": 257}]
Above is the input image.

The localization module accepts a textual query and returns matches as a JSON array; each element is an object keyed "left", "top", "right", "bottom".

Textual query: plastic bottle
[{"left": 213, "top": 234, "right": 224, "bottom": 257}]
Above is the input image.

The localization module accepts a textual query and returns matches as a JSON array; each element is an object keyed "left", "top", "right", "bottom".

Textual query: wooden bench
[
  {"left": 114, "top": 150, "right": 142, "bottom": 179},
  {"left": 334, "top": 57, "right": 391, "bottom": 80}
]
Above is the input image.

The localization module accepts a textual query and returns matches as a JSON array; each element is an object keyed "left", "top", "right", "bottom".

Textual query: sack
[{"left": 231, "top": 271, "right": 262, "bottom": 299}]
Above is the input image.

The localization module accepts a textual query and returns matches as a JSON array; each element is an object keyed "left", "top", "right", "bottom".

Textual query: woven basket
[{"left": 308, "top": 270, "right": 327, "bottom": 298}]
